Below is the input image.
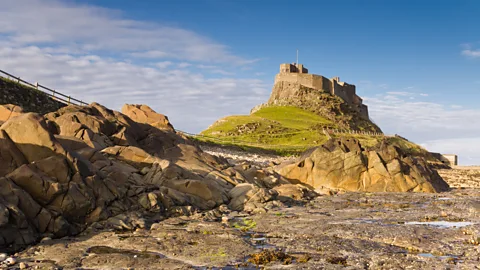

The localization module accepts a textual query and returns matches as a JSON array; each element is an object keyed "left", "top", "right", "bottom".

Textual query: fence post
[
  {"left": 52, "top": 90, "right": 56, "bottom": 97},
  {"left": 35, "top": 82, "right": 38, "bottom": 89},
  {"left": 68, "top": 96, "right": 71, "bottom": 105}
]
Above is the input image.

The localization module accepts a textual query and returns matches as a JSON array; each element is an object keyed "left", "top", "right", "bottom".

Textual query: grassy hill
[
  {"left": 199, "top": 106, "right": 377, "bottom": 153},
  {"left": 198, "top": 105, "right": 435, "bottom": 161}
]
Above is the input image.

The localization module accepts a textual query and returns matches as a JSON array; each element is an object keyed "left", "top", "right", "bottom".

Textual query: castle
[{"left": 269, "top": 63, "right": 369, "bottom": 119}]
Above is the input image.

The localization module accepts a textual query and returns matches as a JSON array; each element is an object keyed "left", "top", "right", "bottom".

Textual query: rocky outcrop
[
  {"left": 276, "top": 138, "right": 449, "bottom": 193},
  {"left": 0, "top": 104, "right": 24, "bottom": 123},
  {"left": 0, "top": 103, "right": 297, "bottom": 252},
  {"left": 122, "top": 104, "right": 174, "bottom": 131},
  {"left": 266, "top": 83, "right": 381, "bottom": 133}
]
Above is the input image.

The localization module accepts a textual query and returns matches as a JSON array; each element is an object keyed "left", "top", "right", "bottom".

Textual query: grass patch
[
  {"left": 198, "top": 105, "right": 433, "bottom": 161},
  {"left": 199, "top": 106, "right": 338, "bottom": 154},
  {"left": 232, "top": 218, "right": 257, "bottom": 231},
  {"left": 197, "top": 105, "right": 388, "bottom": 155}
]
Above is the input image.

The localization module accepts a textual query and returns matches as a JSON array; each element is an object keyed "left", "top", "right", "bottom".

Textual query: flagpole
[{"left": 296, "top": 49, "right": 299, "bottom": 65}]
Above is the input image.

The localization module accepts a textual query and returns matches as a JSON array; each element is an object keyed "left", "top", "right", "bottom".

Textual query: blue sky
[{"left": 1, "top": 0, "right": 480, "bottom": 164}]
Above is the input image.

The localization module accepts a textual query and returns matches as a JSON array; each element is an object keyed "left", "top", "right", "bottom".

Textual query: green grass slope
[
  {"left": 198, "top": 105, "right": 437, "bottom": 162},
  {"left": 199, "top": 106, "right": 380, "bottom": 154}
]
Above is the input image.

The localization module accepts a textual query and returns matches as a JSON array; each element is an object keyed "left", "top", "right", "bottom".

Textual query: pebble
[
  {"left": 40, "top": 237, "right": 52, "bottom": 242},
  {"left": 4, "top": 257, "right": 16, "bottom": 266},
  {"left": 221, "top": 216, "right": 230, "bottom": 223},
  {"left": 150, "top": 223, "right": 161, "bottom": 230},
  {"left": 19, "top": 262, "right": 27, "bottom": 269},
  {"left": 0, "top": 253, "right": 7, "bottom": 261}
]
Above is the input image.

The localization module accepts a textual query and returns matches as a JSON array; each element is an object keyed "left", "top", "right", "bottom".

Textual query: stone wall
[
  {"left": 332, "top": 81, "right": 356, "bottom": 105},
  {"left": 359, "top": 104, "right": 369, "bottom": 119},
  {"left": 442, "top": 154, "right": 458, "bottom": 166},
  {"left": 273, "top": 65, "right": 369, "bottom": 120},
  {"left": 0, "top": 77, "right": 65, "bottom": 114}
]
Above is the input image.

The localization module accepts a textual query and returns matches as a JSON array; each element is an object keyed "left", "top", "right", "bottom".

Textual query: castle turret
[{"left": 279, "top": 63, "right": 308, "bottom": 74}]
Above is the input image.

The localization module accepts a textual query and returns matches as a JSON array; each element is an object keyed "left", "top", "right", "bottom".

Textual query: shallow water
[
  {"left": 405, "top": 221, "right": 474, "bottom": 228},
  {"left": 417, "top": 253, "right": 458, "bottom": 260}
]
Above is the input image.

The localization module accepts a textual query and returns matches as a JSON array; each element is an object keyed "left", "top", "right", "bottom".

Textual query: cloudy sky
[{"left": 1, "top": 0, "right": 480, "bottom": 165}]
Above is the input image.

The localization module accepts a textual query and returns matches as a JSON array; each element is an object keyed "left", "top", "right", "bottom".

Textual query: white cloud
[
  {"left": 210, "top": 69, "right": 234, "bottom": 76},
  {"left": 0, "top": 0, "right": 269, "bottom": 133},
  {"left": 367, "top": 94, "right": 480, "bottom": 134},
  {"left": 197, "top": 64, "right": 218, "bottom": 69},
  {"left": 0, "top": 0, "right": 257, "bottom": 65},
  {"left": 386, "top": 91, "right": 414, "bottom": 96},
  {"left": 0, "top": 46, "right": 270, "bottom": 133},
  {"left": 421, "top": 137, "right": 480, "bottom": 166},
  {"left": 177, "top": 62, "right": 192, "bottom": 68},
  {"left": 155, "top": 61, "right": 173, "bottom": 69},
  {"left": 365, "top": 93, "right": 480, "bottom": 164},
  {"left": 132, "top": 51, "right": 169, "bottom": 59},
  {"left": 461, "top": 43, "right": 480, "bottom": 58},
  {"left": 462, "top": 49, "right": 480, "bottom": 58}
]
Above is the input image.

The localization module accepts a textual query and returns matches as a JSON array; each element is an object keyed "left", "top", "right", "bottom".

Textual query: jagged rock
[
  {"left": 0, "top": 204, "right": 9, "bottom": 227},
  {"left": 0, "top": 103, "right": 252, "bottom": 252},
  {"left": 273, "top": 184, "right": 318, "bottom": 202},
  {"left": 122, "top": 104, "right": 174, "bottom": 131},
  {"left": 0, "top": 102, "right": 449, "bottom": 255},
  {"left": 277, "top": 138, "right": 450, "bottom": 193},
  {"left": 0, "top": 104, "right": 23, "bottom": 122},
  {"left": 0, "top": 130, "right": 28, "bottom": 176},
  {"left": 102, "top": 145, "right": 159, "bottom": 169},
  {"left": 0, "top": 113, "right": 68, "bottom": 163},
  {"left": 228, "top": 183, "right": 278, "bottom": 211}
]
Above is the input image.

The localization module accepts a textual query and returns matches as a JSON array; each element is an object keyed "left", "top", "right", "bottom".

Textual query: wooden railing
[{"left": 0, "top": 69, "right": 88, "bottom": 106}]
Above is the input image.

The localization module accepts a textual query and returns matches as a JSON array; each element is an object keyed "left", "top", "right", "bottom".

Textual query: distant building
[
  {"left": 442, "top": 154, "right": 458, "bottom": 166},
  {"left": 272, "top": 63, "right": 369, "bottom": 119},
  {"left": 430, "top": 152, "right": 458, "bottom": 166}
]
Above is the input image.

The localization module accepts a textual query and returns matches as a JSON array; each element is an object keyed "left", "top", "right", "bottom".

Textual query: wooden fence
[
  {"left": 0, "top": 69, "right": 88, "bottom": 106},
  {"left": 178, "top": 128, "right": 392, "bottom": 151}
]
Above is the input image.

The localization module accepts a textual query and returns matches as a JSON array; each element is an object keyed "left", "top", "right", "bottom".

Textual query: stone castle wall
[{"left": 272, "top": 63, "right": 369, "bottom": 119}]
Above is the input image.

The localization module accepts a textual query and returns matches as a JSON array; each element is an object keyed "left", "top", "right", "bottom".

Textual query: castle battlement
[
  {"left": 280, "top": 63, "right": 309, "bottom": 74},
  {"left": 271, "top": 63, "right": 369, "bottom": 119}
]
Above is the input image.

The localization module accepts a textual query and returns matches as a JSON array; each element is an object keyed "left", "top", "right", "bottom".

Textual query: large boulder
[
  {"left": 0, "top": 113, "right": 69, "bottom": 163},
  {"left": 277, "top": 138, "right": 450, "bottom": 193},
  {"left": 122, "top": 104, "right": 174, "bottom": 131},
  {"left": 0, "top": 104, "right": 23, "bottom": 122},
  {"left": 228, "top": 183, "right": 278, "bottom": 211},
  {"left": 0, "top": 103, "right": 249, "bottom": 252}
]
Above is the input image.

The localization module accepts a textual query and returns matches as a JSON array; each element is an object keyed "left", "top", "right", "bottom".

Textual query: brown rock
[
  {"left": 0, "top": 104, "right": 23, "bottom": 122},
  {"left": 273, "top": 184, "right": 318, "bottom": 202},
  {"left": 122, "top": 104, "right": 174, "bottom": 131},
  {"left": 0, "top": 204, "right": 9, "bottom": 227},
  {"left": 0, "top": 130, "right": 28, "bottom": 176},
  {"left": 6, "top": 164, "right": 67, "bottom": 204},
  {"left": 102, "top": 146, "right": 159, "bottom": 169},
  {"left": 0, "top": 113, "right": 67, "bottom": 163},
  {"left": 277, "top": 138, "right": 449, "bottom": 193},
  {"left": 0, "top": 102, "right": 250, "bottom": 253},
  {"left": 228, "top": 183, "right": 277, "bottom": 211}
]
